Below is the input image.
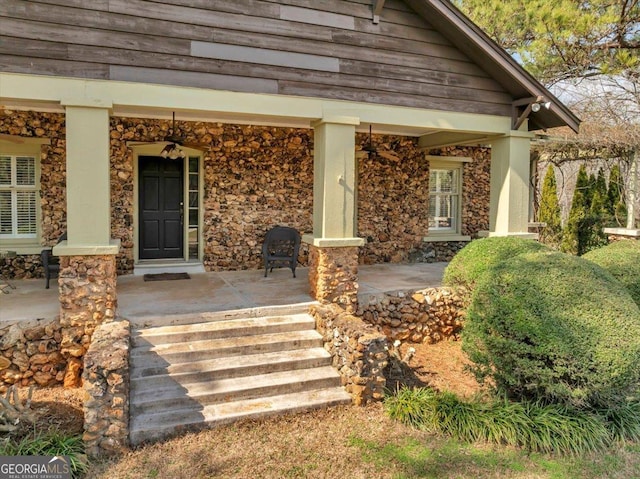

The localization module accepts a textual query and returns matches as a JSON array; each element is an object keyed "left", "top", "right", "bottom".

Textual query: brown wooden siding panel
[
  {"left": 0, "top": 55, "right": 109, "bottom": 79},
  {"left": 278, "top": 80, "right": 510, "bottom": 116},
  {"left": 0, "top": 0, "right": 514, "bottom": 116}
]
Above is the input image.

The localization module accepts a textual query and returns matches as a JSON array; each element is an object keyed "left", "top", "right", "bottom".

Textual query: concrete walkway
[{"left": 0, "top": 262, "right": 447, "bottom": 324}]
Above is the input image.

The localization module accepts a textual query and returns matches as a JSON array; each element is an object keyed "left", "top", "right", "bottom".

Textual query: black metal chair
[
  {"left": 262, "top": 226, "right": 301, "bottom": 278},
  {"left": 41, "top": 232, "right": 66, "bottom": 289}
]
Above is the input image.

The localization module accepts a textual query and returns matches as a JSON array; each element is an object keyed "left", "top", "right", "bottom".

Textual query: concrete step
[
  {"left": 129, "top": 302, "right": 316, "bottom": 328},
  {"left": 130, "top": 329, "right": 324, "bottom": 363},
  {"left": 130, "top": 366, "right": 342, "bottom": 415},
  {"left": 130, "top": 347, "right": 332, "bottom": 384},
  {"left": 132, "top": 313, "right": 315, "bottom": 346},
  {"left": 129, "top": 309, "right": 349, "bottom": 445},
  {"left": 129, "top": 386, "right": 352, "bottom": 445}
]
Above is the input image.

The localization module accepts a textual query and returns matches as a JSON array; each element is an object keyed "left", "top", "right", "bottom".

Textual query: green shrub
[
  {"left": 464, "top": 251, "right": 640, "bottom": 410},
  {"left": 443, "top": 237, "right": 550, "bottom": 297},
  {"left": 385, "top": 387, "right": 611, "bottom": 454},
  {"left": 0, "top": 429, "right": 88, "bottom": 478},
  {"left": 583, "top": 240, "right": 640, "bottom": 307},
  {"left": 538, "top": 165, "right": 563, "bottom": 248}
]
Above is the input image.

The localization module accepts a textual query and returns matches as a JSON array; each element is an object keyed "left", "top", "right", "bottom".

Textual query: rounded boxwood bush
[
  {"left": 443, "top": 237, "right": 550, "bottom": 294},
  {"left": 583, "top": 240, "right": 640, "bottom": 307},
  {"left": 464, "top": 251, "right": 640, "bottom": 410}
]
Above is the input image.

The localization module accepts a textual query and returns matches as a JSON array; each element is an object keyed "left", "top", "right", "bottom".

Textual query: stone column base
[
  {"left": 308, "top": 245, "right": 359, "bottom": 313},
  {"left": 59, "top": 254, "right": 117, "bottom": 385}
]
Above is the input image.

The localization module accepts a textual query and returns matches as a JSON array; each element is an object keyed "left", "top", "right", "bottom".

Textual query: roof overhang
[{"left": 404, "top": 0, "right": 581, "bottom": 133}]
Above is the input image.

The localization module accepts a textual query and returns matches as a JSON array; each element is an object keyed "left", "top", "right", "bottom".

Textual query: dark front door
[{"left": 139, "top": 156, "right": 184, "bottom": 259}]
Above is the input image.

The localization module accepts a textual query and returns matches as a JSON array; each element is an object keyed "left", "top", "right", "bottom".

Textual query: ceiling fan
[
  {"left": 135, "top": 112, "right": 210, "bottom": 158},
  {"left": 362, "top": 125, "right": 377, "bottom": 157}
]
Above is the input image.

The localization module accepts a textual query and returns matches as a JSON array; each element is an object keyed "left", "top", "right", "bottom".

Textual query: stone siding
[
  {"left": 358, "top": 287, "right": 465, "bottom": 344},
  {"left": 83, "top": 319, "right": 130, "bottom": 457},
  {"left": 59, "top": 255, "right": 117, "bottom": 381},
  {"left": 311, "top": 304, "right": 388, "bottom": 406},
  {"left": 2, "top": 110, "right": 492, "bottom": 278},
  {"left": 0, "top": 318, "right": 66, "bottom": 392},
  {"left": 408, "top": 241, "right": 469, "bottom": 263},
  {"left": 0, "top": 254, "right": 43, "bottom": 279},
  {"left": 308, "top": 245, "right": 360, "bottom": 312},
  {"left": 0, "top": 109, "right": 67, "bottom": 279}
]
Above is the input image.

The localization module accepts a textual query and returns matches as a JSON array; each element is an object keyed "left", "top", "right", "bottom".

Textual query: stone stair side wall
[
  {"left": 358, "top": 287, "right": 465, "bottom": 344},
  {"left": 82, "top": 319, "right": 130, "bottom": 457},
  {"left": 310, "top": 304, "right": 388, "bottom": 406}
]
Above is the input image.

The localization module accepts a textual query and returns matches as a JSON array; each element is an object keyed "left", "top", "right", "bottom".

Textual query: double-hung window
[
  {"left": 429, "top": 167, "right": 460, "bottom": 233},
  {"left": 0, "top": 155, "right": 37, "bottom": 239},
  {"left": 425, "top": 156, "right": 471, "bottom": 242}
]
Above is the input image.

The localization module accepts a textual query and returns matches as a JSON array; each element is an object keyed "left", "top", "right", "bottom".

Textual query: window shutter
[
  {"left": 0, "top": 190, "right": 11, "bottom": 234},
  {"left": 0, "top": 156, "right": 10, "bottom": 185},
  {"left": 16, "top": 157, "right": 36, "bottom": 186},
  {"left": 16, "top": 191, "right": 37, "bottom": 234}
]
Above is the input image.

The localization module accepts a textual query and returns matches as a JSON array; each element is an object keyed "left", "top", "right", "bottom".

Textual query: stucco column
[
  {"left": 488, "top": 130, "right": 536, "bottom": 238},
  {"left": 304, "top": 116, "right": 364, "bottom": 312},
  {"left": 53, "top": 102, "right": 120, "bottom": 387}
]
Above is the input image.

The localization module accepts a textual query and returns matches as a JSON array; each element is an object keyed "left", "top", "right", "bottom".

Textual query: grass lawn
[{"left": 86, "top": 403, "right": 640, "bottom": 479}]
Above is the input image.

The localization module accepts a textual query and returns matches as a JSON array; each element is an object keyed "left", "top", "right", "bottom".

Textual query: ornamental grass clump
[
  {"left": 583, "top": 240, "right": 640, "bottom": 307},
  {"left": 443, "top": 237, "right": 550, "bottom": 301},
  {"left": 464, "top": 251, "right": 640, "bottom": 410},
  {"left": 385, "top": 388, "right": 610, "bottom": 454}
]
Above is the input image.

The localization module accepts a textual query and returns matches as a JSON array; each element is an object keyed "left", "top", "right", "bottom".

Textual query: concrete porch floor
[{"left": 0, "top": 262, "right": 447, "bottom": 324}]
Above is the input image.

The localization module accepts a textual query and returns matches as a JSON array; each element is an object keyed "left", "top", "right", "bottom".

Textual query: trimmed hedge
[
  {"left": 464, "top": 251, "right": 640, "bottom": 410},
  {"left": 443, "top": 237, "right": 550, "bottom": 295},
  {"left": 583, "top": 240, "right": 640, "bottom": 307}
]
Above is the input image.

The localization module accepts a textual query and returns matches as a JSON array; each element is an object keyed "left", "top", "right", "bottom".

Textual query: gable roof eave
[{"left": 404, "top": 0, "right": 581, "bottom": 133}]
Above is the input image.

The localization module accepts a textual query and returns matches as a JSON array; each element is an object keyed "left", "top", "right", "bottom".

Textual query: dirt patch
[
  {"left": 4, "top": 386, "right": 84, "bottom": 439},
  {"left": 398, "top": 340, "right": 482, "bottom": 397}
]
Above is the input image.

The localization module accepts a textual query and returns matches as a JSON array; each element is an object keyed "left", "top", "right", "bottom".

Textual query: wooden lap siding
[{"left": 0, "top": 0, "right": 511, "bottom": 116}]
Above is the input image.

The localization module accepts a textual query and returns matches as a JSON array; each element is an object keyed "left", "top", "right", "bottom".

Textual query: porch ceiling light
[{"left": 160, "top": 143, "right": 186, "bottom": 160}]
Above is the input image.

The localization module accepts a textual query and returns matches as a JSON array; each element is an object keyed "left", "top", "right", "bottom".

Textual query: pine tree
[
  {"left": 562, "top": 164, "right": 591, "bottom": 255},
  {"left": 607, "top": 163, "right": 627, "bottom": 226},
  {"left": 538, "top": 165, "right": 562, "bottom": 248},
  {"left": 588, "top": 168, "right": 608, "bottom": 249}
]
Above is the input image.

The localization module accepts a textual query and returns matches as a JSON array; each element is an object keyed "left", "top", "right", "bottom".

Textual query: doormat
[{"left": 143, "top": 272, "right": 191, "bottom": 282}]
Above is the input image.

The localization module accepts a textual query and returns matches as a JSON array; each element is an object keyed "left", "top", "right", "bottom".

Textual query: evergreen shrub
[
  {"left": 464, "top": 251, "right": 640, "bottom": 410},
  {"left": 583, "top": 240, "right": 640, "bottom": 307},
  {"left": 443, "top": 237, "right": 550, "bottom": 297}
]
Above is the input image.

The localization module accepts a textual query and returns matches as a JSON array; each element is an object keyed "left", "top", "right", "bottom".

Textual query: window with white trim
[
  {"left": 428, "top": 162, "right": 463, "bottom": 235},
  {"left": 0, "top": 155, "right": 37, "bottom": 238}
]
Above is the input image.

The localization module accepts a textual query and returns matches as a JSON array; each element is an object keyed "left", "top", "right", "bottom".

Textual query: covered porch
[{"left": 0, "top": 262, "right": 448, "bottom": 326}]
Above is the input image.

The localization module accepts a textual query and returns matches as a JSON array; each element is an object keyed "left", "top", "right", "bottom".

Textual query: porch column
[
  {"left": 304, "top": 116, "right": 364, "bottom": 312},
  {"left": 488, "top": 130, "right": 537, "bottom": 238},
  {"left": 53, "top": 102, "right": 120, "bottom": 386}
]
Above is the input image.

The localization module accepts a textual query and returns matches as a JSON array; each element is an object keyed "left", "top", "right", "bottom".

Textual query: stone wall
[
  {"left": 310, "top": 303, "right": 388, "bottom": 406},
  {"left": 0, "top": 254, "right": 43, "bottom": 279},
  {"left": 59, "top": 255, "right": 117, "bottom": 385},
  {"left": 0, "top": 109, "right": 67, "bottom": 279},
  {"left": 83, "top": 319, "right": 130, "bottom": 457},
  {"left": 308, "top": 245, "right": 360, "bottom": 312},
  {"left": 1, "top": 110, "right": 492, "bottom": 277},
  {"left": 0, "top": 318, "right": 67, "bottom": 392},
  {"left": 408, "top": 241, "right": 469, "bottom": 263},
  {"left": 358, "top": 287, "right": 465, "bottom": 343},
  {"left": 108, "top": 118, "right": 491, "bottom": 273},
  {"left": 357, "top": 135, "right": 429, "bottom": 264}
]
